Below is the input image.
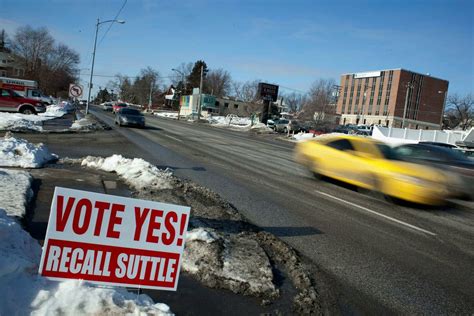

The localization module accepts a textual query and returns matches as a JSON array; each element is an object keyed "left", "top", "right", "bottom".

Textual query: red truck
[{"left": 0, "top": 85, "right": 46, "bottom": 114}]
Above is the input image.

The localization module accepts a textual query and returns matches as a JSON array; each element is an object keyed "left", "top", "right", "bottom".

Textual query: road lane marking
[
  {"left": 163, "top": 134, "right": 183, "bottom": 142},
  {"left": 315, "top": 190, "right": 437, "bottom": 236}
]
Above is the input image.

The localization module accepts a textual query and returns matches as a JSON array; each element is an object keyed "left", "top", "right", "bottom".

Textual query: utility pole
[
  {"left": 86, "top": 18, "right": 100, "bottom": 115},
  {"left": 148, "top": 79, "right": 153, "bottom": 111},
  {"left": 197, "top": 64, "right": 203, "bottom": 120}
]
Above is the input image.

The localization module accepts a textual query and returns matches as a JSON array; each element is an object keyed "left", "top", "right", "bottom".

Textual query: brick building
[{"left": 336, "top": 69, "right": 449, "bottom": 129}]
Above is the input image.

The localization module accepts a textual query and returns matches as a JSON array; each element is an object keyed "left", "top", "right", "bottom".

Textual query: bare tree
[
  {"left": 280, "top": 92, "right": 307, "bottom": 113},
  {"left": 299, "top": 78, "right": 336, "bottom": 123},
  {"left": 12, "top": 26, "right": 54, "bottom": 79},
  {"left": 232, "top": 79, "right": 260, "bottom": 102},
  {"left": 445, "top": 93, "right": 473, "bottom": 130},
  {"left": 170, "top": 62, "right": 193, "bottom": 87},
  {"left": 205, "top": 68, "right": 231, "bottom": 97},
  {"left": 11, "top": 25, "right": 79, "bottom": 96}
]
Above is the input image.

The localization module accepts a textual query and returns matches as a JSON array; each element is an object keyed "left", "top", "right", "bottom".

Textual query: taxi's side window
[{"left": 326, "top": 139, "right": 355, "bottom": 151}]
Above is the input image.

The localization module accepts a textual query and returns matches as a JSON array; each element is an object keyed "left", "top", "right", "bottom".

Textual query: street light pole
[
  {"left": 172, "top": 68, "right": 185, "bottom": 120},
  {"left": 197, "top": 64, "right": 203, "bottom": 120},
  {"left": 85, "top": 18, "right": 125, "bottom": 115},
  {"left": 401, "top": 82, "right": 414, "bottom": 129}
]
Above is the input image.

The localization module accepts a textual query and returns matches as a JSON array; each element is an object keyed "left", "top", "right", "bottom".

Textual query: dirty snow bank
[
  {"left": 38, "top": 102, "right": 70, "bottom": 118},
  {"left": 0, "top": 113, "right": 45, "bottom": 131},
  {"left": 183, "top": 227, "right": 277, "bottom": 298},
  {"left": 0, "top": 103, "right": 70, "bottom": 131},
  {"left": 82, "top": 154, "right": 174, "bottom": 190},
  {"left": 0, "top": 134, "right": 57, "bottom": 168},
  {"left": 0, "top": 209, "right": 173, "bottom": 315},
  {"left": 70, "top": 116, "right": 94, "bottom": 130},
  {"left": 0, "top": 169, "right": 33, "bottom": 217},
  {"left": 208, "top": 115, "right": 273, "bottom": 133},
  {"left": 154, "top": 111, "right": 179, "bottom": 119}
]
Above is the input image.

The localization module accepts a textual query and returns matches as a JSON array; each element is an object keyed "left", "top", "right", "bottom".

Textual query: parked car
[
  {"left": 267, "top": 119, "right": 277, "bottom": 130},
  {"left": 112, "top": 102, "right": 128, "bottom": 113},
  {"left": 0, "top": 88, "right": 46, "bottom": 114},
  {"left": 115, "top": 107, "right": 145, "bottom": 127},
  {"left": 393, "top": 143, "right": 474, "bottom": 199},
  {"left": 79, "top": 100, "right": 87, "bottom": 106},
  {"left": 101, "top": 102, "right": 113, "bottom": 111},
  {"left": 274, "top": 119, "right": 302, "bottom": 133},
  {"left": 294, "top": 135, "right": 462, "bottom": 205}
]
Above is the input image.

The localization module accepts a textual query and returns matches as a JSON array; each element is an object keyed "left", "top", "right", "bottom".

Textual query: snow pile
[
  {"left": 183, "top": 227, "right": 277, "bottom": 298},
  {"left": 82, "top": 155, "right": 174, "bottom": 191},
  {"left": 70, "top": 117, "right": 94, "bottom": 130},
  {"left": 293, "top": 132, "right": 317, "bottom": 141},
  {"left": 154, "top": 112, "right": 179, "bottom": 119},
  {"left": 186, "top": 227, "right": 218, "bottom": 243},
  {"left": 0, "top": 134, "right": 58, "bottom": 168},
  {"left": 0, "top": 209, "right": 173, "bottom": 315},
  {"left": 0, "top": 112, "right": 46, "bottom": 131},
  {"left": 0, "top": 169, "right": 33, "bottom": 217},
  {"left": 38, "top": 102, "right": 70, "bottom": 118},
  {"left": 209, "top": 115, "right": 252, "bottom": 127}
]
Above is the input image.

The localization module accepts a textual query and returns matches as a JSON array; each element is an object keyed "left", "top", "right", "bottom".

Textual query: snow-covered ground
[
  {"left": 154, "top": 111, "right": 179, "bottom": 119},
  {"left": 82, "top": 155, "right": 174, "bottom": 191},
  {"left": 0, "top": 169, "right": 33, "bottom": 217},
  {"left": 208, "top": 115, "right": 273, "bottom": 133},
  {"left": 0, "top": 134, "right": 57, "bottom": 168},
  {"left": 0, "top": 103, "right": 70, "bottom": 131}
]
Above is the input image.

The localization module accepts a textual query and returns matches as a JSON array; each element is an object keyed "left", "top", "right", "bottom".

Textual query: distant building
[
  {"left": 336, "top": 69, "right": 449, "bottom": 129},
  {"left": 0, "top": 32, "right": 24, "bottom": 78}
]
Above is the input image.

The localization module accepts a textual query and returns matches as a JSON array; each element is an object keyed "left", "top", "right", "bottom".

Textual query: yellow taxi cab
[{"left": 294, "top": 134, "right": 459, "bottom": 205}]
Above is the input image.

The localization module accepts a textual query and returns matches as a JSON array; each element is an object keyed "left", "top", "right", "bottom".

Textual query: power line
[
  {"left": 97, "top": 0, "right": 128, "bottom": 47},
  {"left": 79, "top": 72, "right": 177, "bottom": 79}
]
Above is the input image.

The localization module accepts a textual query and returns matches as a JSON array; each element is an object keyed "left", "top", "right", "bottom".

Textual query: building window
[
  {"left": 234, "top": 104, "right": 238, "bottom": 109},
  {"left": 215, "top": 101, "right": 220, "bottom": 107},
  {"left": 1, "top": 60, "right": 6, "bottom": 64},
  {"left": 0, "top": 70, "right": 6, "bottom": 77},
  {"left": 224, "top": 102, "right": 229, "bottom": 108}
]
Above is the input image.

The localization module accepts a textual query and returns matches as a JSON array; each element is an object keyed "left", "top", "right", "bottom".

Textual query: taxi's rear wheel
[{"left": 311, "top": 160, "right": 322, "bottom": 180}]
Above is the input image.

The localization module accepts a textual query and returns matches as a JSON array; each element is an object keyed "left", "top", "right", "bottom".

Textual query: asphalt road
[{"left": 91, "top": 107, "right": 474, "bottom": 314}]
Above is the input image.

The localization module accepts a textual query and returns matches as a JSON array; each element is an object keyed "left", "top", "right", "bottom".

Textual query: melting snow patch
[
  {"left": 0, "top": 134, "right": 58, "bottom": 168},
  {"left": 82, "top": 154, "right": 174, "bottom": 191},
  {"left": 38, "top": 103, "right": 69, "bottom": 118},
  {"left": 0, "top": 210, "right": 173, "bottom": 315},
  {"left": 0, "top": 169, "right": 33, "bottom": 218},
  {"left": 70, "top": 117, "right": 94, "bottom": 130},
  {"left": 183, "top": 227, "right": 277, "bottom": 298},
  {"left": 154, "top": 112, "right": 179, "bottom": 119},
  {"left": 0, "top": 113, "right": 46, "bottom": 131}
]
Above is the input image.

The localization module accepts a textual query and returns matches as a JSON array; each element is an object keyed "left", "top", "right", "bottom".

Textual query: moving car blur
[
  {"left": 114, "top": 107, "right": 145, "bottom": 128},
  {"left": 294, "top": 135, "right": 462, "bottom": 205},
  {"left": 394, "top": 143, "right": 474, "bottom": 199},
  {"left": 112, "top": 102, "right": 128, "bottom": 113}
]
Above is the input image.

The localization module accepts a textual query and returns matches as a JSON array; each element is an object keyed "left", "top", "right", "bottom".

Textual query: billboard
[
  {"left": 354, "top": 71, "right": 381, "bottom": 79},
  {"left": 38, "top": 187, "right": 190, "bottom": 291},
  {"left": 258, "top": 83, "right": 279, "bottom": 102}
]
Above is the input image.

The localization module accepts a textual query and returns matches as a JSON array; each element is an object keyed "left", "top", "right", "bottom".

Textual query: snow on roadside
[
  {"left": 0, "top": 113, "right": 45, "bottom": 131},
  {"left": 0, "top": 134, "right": 58, "bottom": 168},
  {"left": 38, "top": 102, "right": 70, "bottom": 118},
  {"left": 154, "top": 111, "right": 179, "bottom": 119},
  {"left": 291, "top": 132, "right": 347, "bottom": 142},
  {"left": 208, "top": 115, "right": 273, "bottom": 133},
  {"left": 82, "top": 154, "right": 174, "bottom": 191},
  {"left": 0, "top": 169, "right": 33, "bottom": 217},
  {"left": 0, "top": 103, "right": 70, "bottom": 131},
  {"left": 0, "top": 209, "right": 173, "bottom": 315},
  {"left": 70, "top": 116, "right": 94, "bottom": 130},
  {"left": 183, "top": 227, "right": 277, "bottom": 298}
]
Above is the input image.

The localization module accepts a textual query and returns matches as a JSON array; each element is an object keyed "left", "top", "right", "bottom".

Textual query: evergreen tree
[{"left": 186, "top": 60, "right": 208, "bottom": 94}]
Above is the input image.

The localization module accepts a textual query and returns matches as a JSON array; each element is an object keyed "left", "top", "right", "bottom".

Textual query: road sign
[
  {"left": 69, "top": 84, "right": 84, "bottom": 98},
  {"left": 38, "top": 187, "right": 191, "bottom": 291},
  {"left": 258, "top": 83, "right": 279, "bottom": 102}
]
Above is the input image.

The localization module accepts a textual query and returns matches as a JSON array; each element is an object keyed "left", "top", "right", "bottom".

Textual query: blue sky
[{"left": 1, "top": 0, "right": 473, "bottom": 96}]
